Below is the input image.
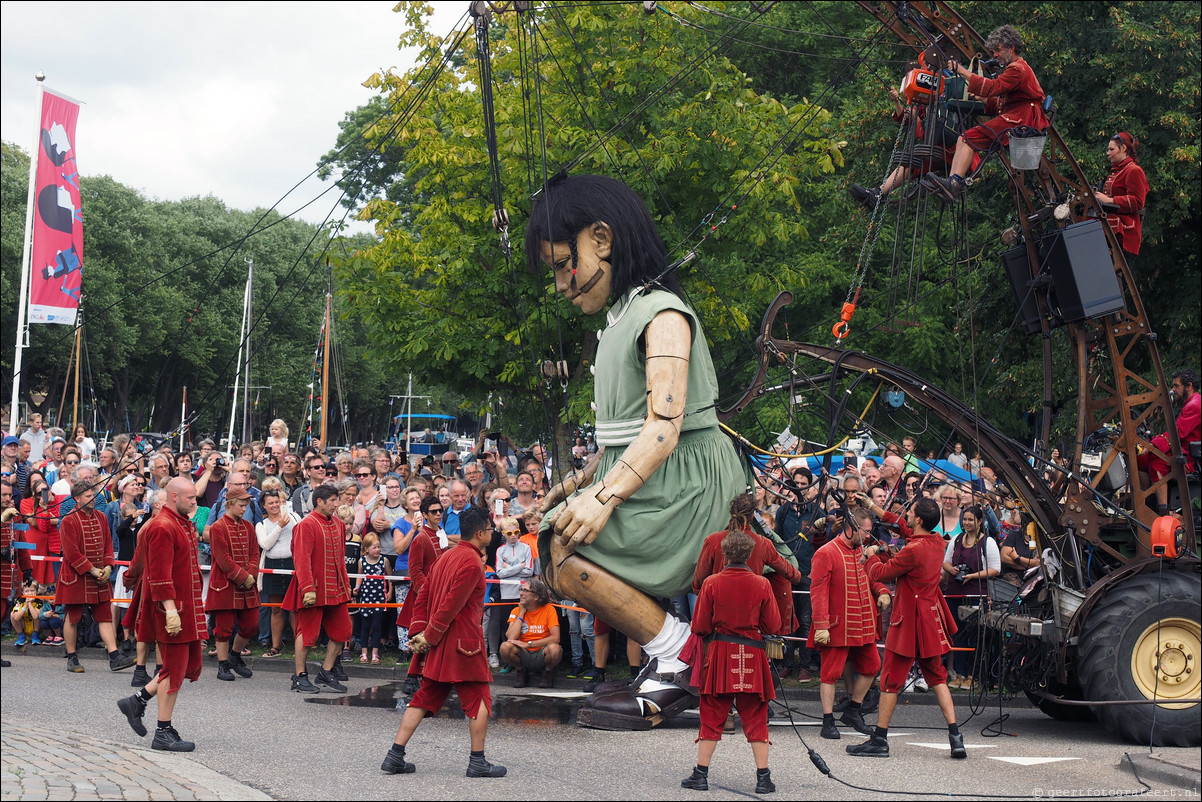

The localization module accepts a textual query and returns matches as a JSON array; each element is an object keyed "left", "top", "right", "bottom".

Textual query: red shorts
[
  {"left": 699, "top": 694, "right": 770, "bottom": 743},
  {"left": 881, "top": 651, "right": 947, "bottom": 693},
  {"left": 593, "top": 617, "right": 612, "bottom": 637},
  {"left": 157, "top": 640, "right": 202, "bottom": 695},
  {"left": 294, "top": 604, "right": 352, "bottom": 647},
  {"left": 818, "top": 643, "right": 882, "bottom": 685},
  {"left": 963, "top": 117, "right": 1018, "bottom": 153},
  {"left": 213, "top": 607, "right": 260, "bottom": 640},
  {"left": 411, "top": 679, "right": 492, "bottom": 720},
  {"left": 65, "top": 602, "right": 113, "bottom": 625},
  {"left": 1137, "top": 435, "right": 1173, "bottom": 482}
]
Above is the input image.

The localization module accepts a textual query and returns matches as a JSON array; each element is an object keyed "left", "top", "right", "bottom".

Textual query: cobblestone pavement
[{"left": 0, "top": 720, "right": 272, "bottom": 801}]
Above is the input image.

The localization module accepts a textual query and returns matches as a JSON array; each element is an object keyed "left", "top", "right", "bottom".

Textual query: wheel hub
[{"left": 1131, "top": 617, "right": 1201, "bottom": 708}]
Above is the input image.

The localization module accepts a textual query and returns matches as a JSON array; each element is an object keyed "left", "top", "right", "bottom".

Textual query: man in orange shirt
[{"left": 500, "top": 578, "right": 562, "bottom": 688}]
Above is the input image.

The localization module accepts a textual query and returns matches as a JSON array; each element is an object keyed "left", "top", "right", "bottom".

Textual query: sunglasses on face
[{"left": 426, "top": 507, "right": 443, "bottom": 515}]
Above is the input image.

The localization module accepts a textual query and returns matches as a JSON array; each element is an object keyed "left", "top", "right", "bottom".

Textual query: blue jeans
[{"left": 562, "top": 601, "right": 594, "bottom": 667}]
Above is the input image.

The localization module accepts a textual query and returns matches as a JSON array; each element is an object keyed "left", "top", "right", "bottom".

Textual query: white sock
[{"left": 644, "top": 614, "right": 689, "bottom": 674}]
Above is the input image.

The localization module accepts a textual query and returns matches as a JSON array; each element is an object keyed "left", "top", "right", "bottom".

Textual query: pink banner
[{"left": 29, "top": 89, "right": 83, "bottom": 326}]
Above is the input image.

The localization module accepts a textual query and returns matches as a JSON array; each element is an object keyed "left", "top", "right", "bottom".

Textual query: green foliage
[{"left": 0, "top": 147, "right": 392, "bottom": 444}]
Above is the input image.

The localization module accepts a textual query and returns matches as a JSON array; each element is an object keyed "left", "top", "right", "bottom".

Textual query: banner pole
[{"left": 8, "top": 73, "right": 45, "bottom": 435}]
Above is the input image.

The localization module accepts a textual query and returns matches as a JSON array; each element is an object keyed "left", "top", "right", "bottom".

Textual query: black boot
[
  {"left": 949, "top": 730, "right": 967, "bottom": 759},
  {"left": 841, "top": 706, "right": 874, "bottom": 736},
  {"left": 228, "top": 653, "right": 253, "bottom": 678},
  {"left": 381, "top": 744, "right": 416, "bottom": 774},
  {"left": 117, "top": 694, "right": 148, "bottom": 737},
  {"left": 401, "top": 675, "right": 421, "bottom": 696},
  {"left": 330, "top": 655, "right": 348, "bottom": 682},
  {"left": 861, "top": 684, "right": 880, "bottom": 714},
  {"left": 151, "top": 725, "right": 195, "bottom": 752},
  {"left": 131, "top": 664, "right": 151, "bottom": 688},
  {"left": 216, "top": 661, "right": 235, "bottom": 682},
  {"left": 582, "top": 668, "right": 606, "bottom": 693},
  {"left": 755, "top": 768, "right": 775, "bottom": 794},
  {"left": 820, "top": 715, "right": 841, "bottom": 740},
  {"left": 514, "top": 668, "right": 529, "bottom": 688},
  {"left": 846, "top": 732, "right": 890, "bottom": 758},
  {"left": 681, "top": 766, "right": 709, "bottom": 791},
  {"left": 466, "top": 752, "right": 507, "bottom": 778}
]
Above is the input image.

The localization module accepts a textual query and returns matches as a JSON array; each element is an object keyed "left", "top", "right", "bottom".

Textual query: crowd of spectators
[{"left": 1, "top": 417, "right": 609, "bottom": 684}]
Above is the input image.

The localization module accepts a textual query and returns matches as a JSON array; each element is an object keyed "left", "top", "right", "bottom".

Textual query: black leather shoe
[
  {"left": 831, "top": 694, "right": 851, "bottom": 713},
  {"left": 151, "top": 726, "right": 195, "bottom": 752},
  {"left": 514, "top": 668, "right": 529, "bottom": 688},
  {"left": 846, "top": 734, "right": 890, "bottom": 757},
  {"left": 849, "top": 183, "right": 882, "bottom": 211},
  {"left": 466, "top": 754, "right": 507, "bottom": 778},
  {"left": 681, "top": 768, "right": 709, "bottom": 791},
  {"left": 216, "top": 662, "right": 235, "bottom": 682},
  {"left": 381, "top": 747, "right": 416, "bottom": 774},
  {"left": 117, "top": 694, "right": 148, "bottom": 737},
  {"left": 315, "top": 667, "right": 347, "bottom": 693},
  {"left": 950, "top": 731, "right": 967, "bottom": 759},
  {"left": 841, "top": 708, "right": 874, "bottom": 736},
  {"left": 754, "top": 770, "right": 776, "bottom": 794},
  {"left": 820, "top": 719, "right": 841, "bottom": 740},
  {"left": 130, "top": 665, "right": 151, "bottom": 688},
  {"left": 65, "top": 654, "right": 85, "bottom": 673}
]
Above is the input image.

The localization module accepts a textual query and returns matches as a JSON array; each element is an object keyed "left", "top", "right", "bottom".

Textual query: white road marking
[
  {"left": 987, "top": 756, "right": 1081, "bottom": 766},
  {"left": 906, "top": 741, "right": 997, "bottom": 749}
]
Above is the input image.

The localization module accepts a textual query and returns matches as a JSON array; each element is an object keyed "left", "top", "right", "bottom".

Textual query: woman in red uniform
[
  {"left": 683, "top": 529, "right": 780, "bottom": 795},
  {"left": 1093, "top": 131, "right": 1149, "bottom": 263}
]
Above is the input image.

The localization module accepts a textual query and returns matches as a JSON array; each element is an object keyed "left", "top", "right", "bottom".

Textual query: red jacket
[
  {"left": 692, "top": 528, "right": 800, "bottom": 635},
  {"left": 138, "top": 506, "right": 207, "bottom": 643},
  {"left": 692, "top": 565, "right": 780, "bottom": 700},
  {"left": 967, "top": 57, "right": 1048, "bottom": 130},
  {"left": 283, "top": 511, "right": 351, "bottom": 610},
  {"left": 204, "top": 514, "right": 260, "bottom": 611},
  {"left": 410, "top": 538, "right": 490, "bottom": 684},
  {"left": 1, "top": 514, "right": 33, "bottom": 602},
  {"left": 1102, "top": 157, "right": 1149, "bottom": 255},
  {"left": 866, "top": 515, "right": 956, "bottom": 659},
  {"left": 54, "top": 507, "right": 113, "bottom": 606},
  {"left": 807, "top": 535, "right": 890, "bottom": 648},
  {"left": 396, "top": 524, "right": 444, "bottom": 629}
]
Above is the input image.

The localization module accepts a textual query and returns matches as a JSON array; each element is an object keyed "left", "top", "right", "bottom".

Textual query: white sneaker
[
  {"left": 914, "top": 673, "right": 929, "bottom": 692},
  {"left": 488, "top": 653, "right": 500, "bottom": 670}
]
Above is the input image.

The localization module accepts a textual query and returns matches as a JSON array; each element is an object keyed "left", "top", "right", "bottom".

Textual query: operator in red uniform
[
  {"left": 692, "top": 494, "right": 801, "bottom": 640},
  {"left": 808, "top": 506, "right": 890, "bottom": 740},
  {"left": 682, "top": 528, "right": 780, "bottom": 795},
  {"left": 848, "top": 496, "right": 966, "bottom": 759},
  {"left": 380, "top": 506, "right": 507, "bottom": 779},
  {"left": 395, "top": 494, "right": 448, "bottom": 697},
  {"left": 204, "top": 486, "right": 259, "bottom": 682},
  {"left": 284, "top": 483, "right": 352, "bottom": 694},
  {"left": 55, "top": 480, "right": 136, "bottom": 673},
  {"left": 1094, "top": 131, "right": 1149, "bottom": 261},
  {"left": 117, "top": 477, "right": 207, "bottom": 752},
  {"left": 1138, "top": 369, "right": 1200, "bottom": 515},
  {"left": 925, "top": 25, "right": 1048, "bottom": 202}
]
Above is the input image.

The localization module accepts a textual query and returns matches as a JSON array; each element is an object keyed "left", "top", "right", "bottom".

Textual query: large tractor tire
[{"left": 1076, "top": 568, "right": 1201, "bottom": 746}]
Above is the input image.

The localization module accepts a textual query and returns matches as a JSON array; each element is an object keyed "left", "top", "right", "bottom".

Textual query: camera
[
  {"left": 214, "top": 456, "right": 228, "bottom": 468},
  {"left": 954, "top": 563, "right": 970, "bottom": 583}
]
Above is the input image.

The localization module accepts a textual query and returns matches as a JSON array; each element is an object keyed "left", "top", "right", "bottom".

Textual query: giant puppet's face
[{"left": 541, "top": 222, "right": 614, "bottom": 316}]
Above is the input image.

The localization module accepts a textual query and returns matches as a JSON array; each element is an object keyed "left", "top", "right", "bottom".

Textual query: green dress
[{"left": 541, "top": 288, "right": 748, "bottom": 598}]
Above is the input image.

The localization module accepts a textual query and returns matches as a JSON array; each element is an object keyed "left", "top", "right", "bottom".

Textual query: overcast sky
[{"left": 0, "top": 1, "right": 467, "bottom": 232}]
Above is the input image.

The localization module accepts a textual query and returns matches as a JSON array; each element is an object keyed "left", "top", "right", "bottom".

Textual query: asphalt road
[{"left": 1, "top": 647, "right": 1197, "bottom": 800}]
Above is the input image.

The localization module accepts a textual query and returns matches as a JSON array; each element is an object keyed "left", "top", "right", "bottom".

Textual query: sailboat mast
[
  {"left": 320, "top": 291, "right": 331, "bottom": 450},
  {"left": 71, "top": 315, "right": 82, "bottom": 433},
  {"left": 241, "top": 257, "right": 253, "bottom": 446}
]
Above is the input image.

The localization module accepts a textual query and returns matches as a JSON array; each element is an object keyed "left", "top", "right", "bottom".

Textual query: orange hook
[{"left": 832, "top": 301, "right": 856, "bottom": 340}]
